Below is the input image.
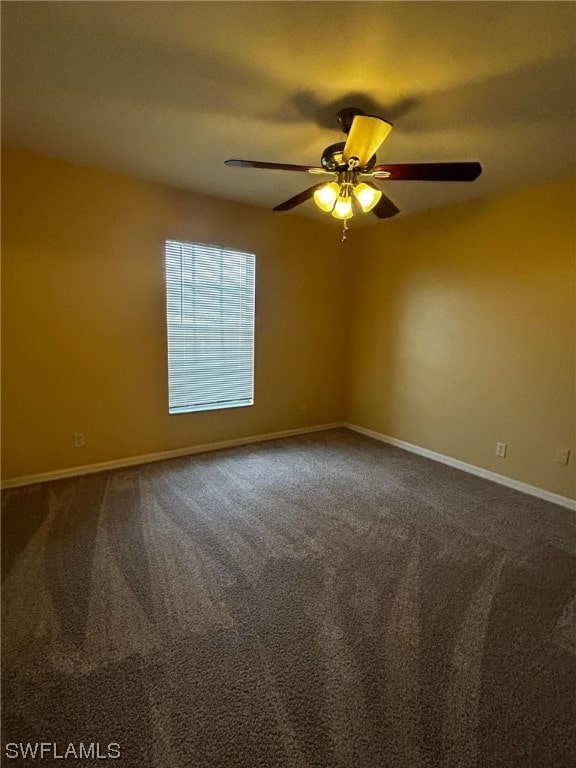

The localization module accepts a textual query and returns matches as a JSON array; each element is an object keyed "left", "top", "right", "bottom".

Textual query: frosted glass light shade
[
  {"left": 353, "top": 182, "right": 382, "bottom": 212},
  {"left": 331, "top": 195, "right": 353, "bottom": 220},
  {"left": 313, "top": 181, "right": 339, "bottom": 212}
]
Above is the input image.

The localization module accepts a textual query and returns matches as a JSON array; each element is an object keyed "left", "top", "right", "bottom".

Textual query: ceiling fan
[{"left": 225, "top": 107, "right": 482, "bottom": 229}]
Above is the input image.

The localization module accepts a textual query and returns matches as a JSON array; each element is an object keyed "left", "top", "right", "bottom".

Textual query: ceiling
[{"left": 2, "top": 2, "right": 575, "bottom": 226}]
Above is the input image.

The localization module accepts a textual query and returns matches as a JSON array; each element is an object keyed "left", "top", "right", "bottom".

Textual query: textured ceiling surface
[{"left": 2, "top": 2, "right": 575, "bottom": 225}]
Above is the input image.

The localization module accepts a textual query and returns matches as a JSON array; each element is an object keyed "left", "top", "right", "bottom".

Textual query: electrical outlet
[
  {"left": 74, "top": 432, "right": 85, "bottom": 448},
  {"left": 495, "top": 442, "right": 507, "bottom": 458},
  {"left": 555, "top": 448, "right": 570, "bottom": 465}
]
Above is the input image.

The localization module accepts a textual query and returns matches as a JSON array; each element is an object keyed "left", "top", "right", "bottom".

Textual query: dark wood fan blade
[
  {"left": 273, "top": 183, "right": 327, "bottom": 211},
  {"left": 372, "top": 162, "right": 482, "bottom": 181},
  {"left": 225, "top": 159, "right": 319, "bottom": 172},
  {"left": 372, "top": 193, "right": 401, "bottom": 219}
]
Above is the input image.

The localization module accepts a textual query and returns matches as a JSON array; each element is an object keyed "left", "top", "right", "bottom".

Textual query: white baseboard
[
  {"left": 0, "top": 422, "right": 344, "bottom": 489},
  {"left": 5, "top": 421, "right": 574, "bottom": 511},
  {"left": 343, "top": 422, "right": 576, "bottom": 511}
]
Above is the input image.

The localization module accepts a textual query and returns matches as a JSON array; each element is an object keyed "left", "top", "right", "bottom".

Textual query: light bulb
[
  {"left": 313, "top": 181, "right": 339, "bottom": 213},
  {"left": 353, "top": 182, "right": 382, "bottom": 213},
  {"left": 331, "top": 195, "right": 353, "bottom": 220}
]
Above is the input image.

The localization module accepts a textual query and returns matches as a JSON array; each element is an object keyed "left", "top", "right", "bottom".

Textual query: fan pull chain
[{"left": 342, "top": 220, "right": 348, "bottom": 242}]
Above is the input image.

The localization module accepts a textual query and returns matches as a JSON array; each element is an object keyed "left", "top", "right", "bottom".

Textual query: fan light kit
[
  {"left": 226, "top": 106, "right": 482, "bottom": 240},
  {"left": 313, "top": 177, "right": 382, "bottom": 219}
]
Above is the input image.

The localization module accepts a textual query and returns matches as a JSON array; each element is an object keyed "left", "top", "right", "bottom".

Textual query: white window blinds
[{"left": 165, "top": 240, "right": 255, "bottom": 414}]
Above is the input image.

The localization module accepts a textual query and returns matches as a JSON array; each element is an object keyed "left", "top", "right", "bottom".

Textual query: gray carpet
[{"left": 2, "top": 428, "right": 575, "bottom": 767}]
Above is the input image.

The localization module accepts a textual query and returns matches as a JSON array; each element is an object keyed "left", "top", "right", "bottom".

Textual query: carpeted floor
[{"left": 2, "top": 428, "right": 576, "bottom": 767}]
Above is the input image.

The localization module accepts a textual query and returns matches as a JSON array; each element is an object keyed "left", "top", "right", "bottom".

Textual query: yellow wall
[
  {"left": 347, "top": 178, "right": 576, "bottom": 499},
  {"left": 1, "top": 146, "right": 347, "bottom": 480},
  {"left": 2, "top": 147, "right": 574, "bottom": 500}
]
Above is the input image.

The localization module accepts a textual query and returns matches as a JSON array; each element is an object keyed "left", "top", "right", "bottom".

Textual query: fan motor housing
[{"left": 320, "top": 142, "right": 376, "bottom": 173}]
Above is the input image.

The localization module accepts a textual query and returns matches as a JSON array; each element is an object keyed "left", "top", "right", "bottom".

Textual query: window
[{"left": 165, "top": 240, "right": 255, "bottom": 414}]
